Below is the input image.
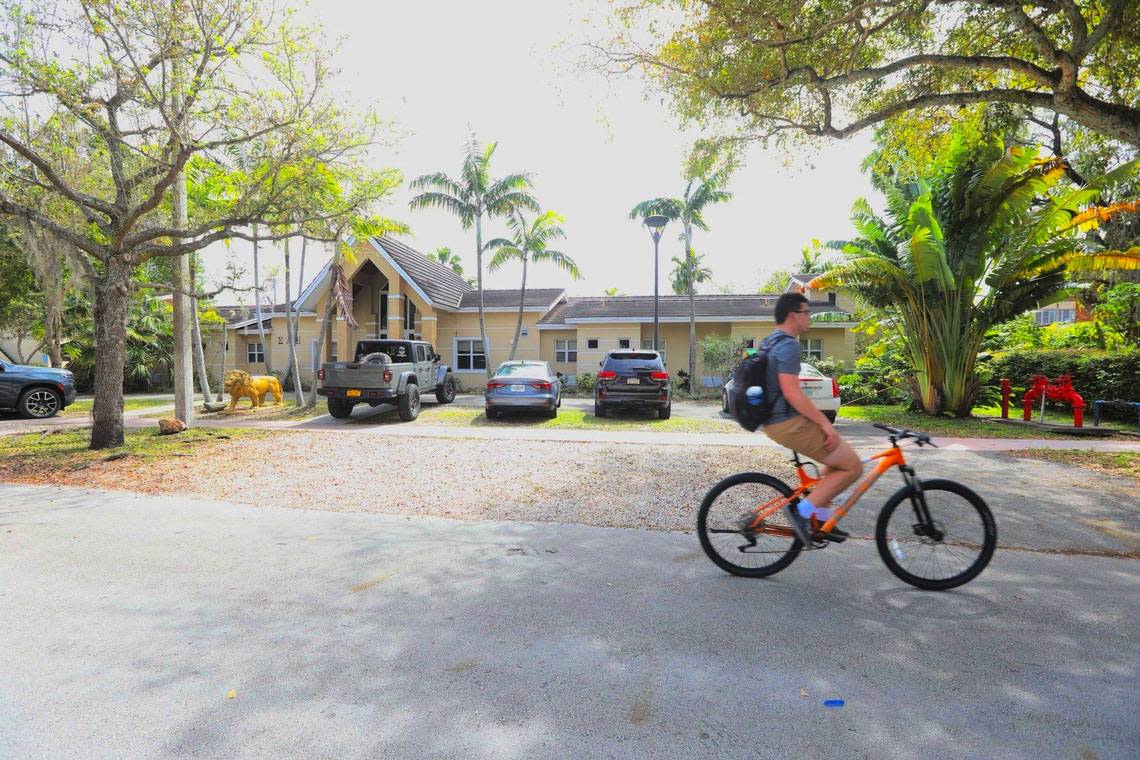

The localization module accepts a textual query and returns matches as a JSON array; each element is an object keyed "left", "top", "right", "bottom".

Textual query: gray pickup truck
[{"left": 317, "top": 339, "right": 456, "bottom": 421}]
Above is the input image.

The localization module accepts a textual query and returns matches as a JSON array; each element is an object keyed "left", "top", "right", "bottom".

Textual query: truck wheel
[
  {"left": 398, "top": 384, "right": 420, "bottom": 421},
  {"left": 327, "top": 398, "right": 353, "bottom": 419},
  {"left": 435, "top": 374, "right": 456, "bottom": 404},
  {"left": 594, "top": 400, "right": 607, "bottom": 418},
  {"left": 18, "top": 387, "right": 62, "bottom": 419}
]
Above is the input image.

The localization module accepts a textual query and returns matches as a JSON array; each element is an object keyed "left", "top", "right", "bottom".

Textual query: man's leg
[{"left": 805, "top": 440, "right": 862, "bottom": 508}]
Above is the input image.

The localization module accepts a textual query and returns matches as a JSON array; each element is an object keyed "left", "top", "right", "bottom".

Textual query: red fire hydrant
[
  {"left": 1000, "top": 378, "right": 1011, "bottom": 419},
  {"left": 1021, "top": 374, "right": 1085, "bottom": 427}
]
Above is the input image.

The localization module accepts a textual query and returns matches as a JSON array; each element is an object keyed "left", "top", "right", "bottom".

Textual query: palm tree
[
  {"left": 428, "top": 247, "right": 465, "bottom": 277},
  {"left": 410, "top": 135, "right": 537, "bottom": 377},
  {"left": 630, "top": 172, "right": 732, "bottom": 393},
  {"left": 799, "top": 240, "right": 826, "bottom": 274},
  {"left": 602, "top": 287, "right": 624, "bottom": 297},
  {"left": 486, "top": 209, "right": 582, "bottom": 360},
  {"left": 812, "top": 138, "right": 1139, "bottom": 416},
  {"left": 669, "top": 247, "right": 713, "bottom": 394}
]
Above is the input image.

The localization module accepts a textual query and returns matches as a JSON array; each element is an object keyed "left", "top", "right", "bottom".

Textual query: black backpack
[{"left": 729, "top": 335, "right": 793, "bottom": 432}]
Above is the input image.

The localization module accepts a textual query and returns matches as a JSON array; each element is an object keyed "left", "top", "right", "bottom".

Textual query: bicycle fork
[{"left": 900, "top": 465, "right": 944, "bottom": 542}]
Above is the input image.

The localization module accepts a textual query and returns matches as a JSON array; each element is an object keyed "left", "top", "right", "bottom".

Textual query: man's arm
[{"left": 778, "top": 373, "right": 839, "bottom": 451}]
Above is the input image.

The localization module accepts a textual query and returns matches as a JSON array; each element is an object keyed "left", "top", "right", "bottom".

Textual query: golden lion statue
[{"left": 223, "top": 369, "right": 283, "bottom": 411}]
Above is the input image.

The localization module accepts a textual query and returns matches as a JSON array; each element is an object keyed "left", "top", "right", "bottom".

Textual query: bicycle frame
[{"left": 747, "top": 440, "right": 920, "bottom": 537}]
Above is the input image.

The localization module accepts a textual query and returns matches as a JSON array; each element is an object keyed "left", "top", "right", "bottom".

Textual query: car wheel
[
  {"left": 435, "top": 375, "right": 456, "bottom": 404},
  {"left": 398, "top": 384, "right": 420, "bottom": 421},
  {"left": 18, "top": 387, "right": 62, "bottom": 419},
  {"left": 545, "top": 406, "right": 557, "bottom": 419},
  {"left": 721, "top": 389, "right": 729, "bottom": 414},
  {"left": 658, "top": 404, "right": 672, "bottom": 420},
  {"left": 327, "top": 398, "right": 353, "bottom": 419},
  {"left": 824, "top": 410, "right": 837, "bottom": 423},
  {"left": 594, "top": 400, "right": 607, "bottom": 418},
  {"left": 486, "top": 407, "right": 499, "bottom": 420}
]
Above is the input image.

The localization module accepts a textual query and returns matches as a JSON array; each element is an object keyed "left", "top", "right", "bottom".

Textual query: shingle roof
[
  {"left": 372, "top": 236, "right": 471, "bottom": 310},
  {"left": 458, "top": 288, "right": 565, "bottom": 310},
  {"left": 210, "top": 304, "right": 298, "bottom": 325},
  {"left": 537, "top": 295, "right": 844, "bottom": 323}
]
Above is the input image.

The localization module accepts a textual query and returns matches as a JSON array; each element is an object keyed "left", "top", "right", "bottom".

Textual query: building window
[
  {"left": 1035, "top": 308, "right": 1076, "bottom": 326},
  {"left": 247, "top": 342, "right": 264, "bottom": 363},
  {"left": 618, "top": 338, "right": 631, "bottom": 349},
  {"left": 800, "top": 339, "right": 823, "bottom": 361},
  {"left": 455, "top": 338, "right": 486, "bottom": 371},
  {"left": 640, "top": 339, "right": 666, "bottom": 363},
  {"left": 555, "top": 339, "right": 577, "bottom": 363},
  {"left": 586, "top": 338, "right": 599, "bottom": 349},
  {"left": 828, "top": 292, "right": 837, "bottom": 305}
]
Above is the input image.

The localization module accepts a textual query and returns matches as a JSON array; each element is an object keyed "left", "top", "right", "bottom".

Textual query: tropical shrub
[
  {"left": 575, "top": 372, "right": 596, "bottom": 393},
  {"left": 813, "top": 136, "right": 1139, "bottom": 417}
]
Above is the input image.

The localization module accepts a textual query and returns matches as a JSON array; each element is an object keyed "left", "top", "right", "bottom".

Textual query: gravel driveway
[{"left": 10, "top": 430, "right": 1135, "bottom": 556}]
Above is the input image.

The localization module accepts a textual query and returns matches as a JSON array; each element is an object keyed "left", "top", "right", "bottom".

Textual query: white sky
[{"left": 203, "top": 0, "right": 876, "bottom": 306}]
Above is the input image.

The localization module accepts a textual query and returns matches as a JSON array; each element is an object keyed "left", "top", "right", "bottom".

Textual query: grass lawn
[
  {"left": 838, "top": 404, "right": 1135, "bottom": 439},
  {"left": 424, "top": 406, "right": 742, "bottom": 434},
  {"left": 0, "top": 426, "right": 266, "bottom": 479},
  {"left": 1009, "top": 449, "right": 1140, "bottom": 484},
  {"left": 61, "top": 396, "right": 175, "bottom": 416}
]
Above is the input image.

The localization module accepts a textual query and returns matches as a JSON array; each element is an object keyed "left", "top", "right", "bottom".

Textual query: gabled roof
[
  {"left": 458, "top": 288, "right": 565, "bottom": 311},
  {"left": 372, "top": 236, "right": 471, "bottom": 310},
  {"left": 538, "top": 295, "right": 847, "bottom": 324}
]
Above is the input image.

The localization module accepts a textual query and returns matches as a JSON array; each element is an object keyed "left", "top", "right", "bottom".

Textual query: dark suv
[
  {"left": 0, "top": 359, "right": 78, "bottom": 419},
  {"left": 594, "top": 350, "right": 671, "bottom": 419}
]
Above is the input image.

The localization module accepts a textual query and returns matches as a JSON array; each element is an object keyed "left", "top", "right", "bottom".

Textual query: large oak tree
[
  {"left": 0, "top": 0, "right": 389, "bottom": 448},
  {"left": 600, "top": 1, "right": 1140, "bottom": 147}
]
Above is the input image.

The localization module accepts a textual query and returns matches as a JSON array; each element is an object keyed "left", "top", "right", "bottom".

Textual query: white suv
[{"left": 721, "top": 362, "right": 841, "bottom": 422}]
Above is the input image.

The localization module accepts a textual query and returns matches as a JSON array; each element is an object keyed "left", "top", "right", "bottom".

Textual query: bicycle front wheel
[
  {"left": 697, "top": 472, "right": 804, "bottom": 578},
  {"left": 875, "top": 479, "right": 997, "bottom": 591}
]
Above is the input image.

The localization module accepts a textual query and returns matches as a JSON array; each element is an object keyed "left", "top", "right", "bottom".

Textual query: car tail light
[
  {"left": 383, "top": 369, "right": 392, "bottom": 383},
  {"left": 650, "top": 371, "right": 669, "bottom": 381},
  {"left": 530, "top": 381, "right": 553, "bottom": 391},
  {"left": 317, "top": 368, "right": 325, "bottom": 380},
  {"left": 832, "top": 378, "right": 840, "bottom": 398},
  {"left": 487, "top": 381, "right": 506, "bottom": 390},
  {"left": 598, "top": 370, "right": 617, "bottom": 380}
]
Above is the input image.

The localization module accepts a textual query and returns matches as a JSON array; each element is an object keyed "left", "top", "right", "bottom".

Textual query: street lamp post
[{"left": 645, "top": 214, "right": 669, "bottom": 352}]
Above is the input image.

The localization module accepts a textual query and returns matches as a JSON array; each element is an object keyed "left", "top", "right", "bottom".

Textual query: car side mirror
[{"left": 434, "top": 353, "right": 441, "bottom": 362}]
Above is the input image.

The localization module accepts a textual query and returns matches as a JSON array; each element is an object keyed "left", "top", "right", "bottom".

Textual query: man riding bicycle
[{"left": 760, "top": 293, "right": 863, "bottom": 544}]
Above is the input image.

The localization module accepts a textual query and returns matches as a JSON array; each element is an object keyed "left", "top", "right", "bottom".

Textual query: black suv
[
  {"left": 594, "top": 350, "right": 671, "bottom": 419},
  {"left": 0, "top": 359, "right": 78, "bottom": 419}
]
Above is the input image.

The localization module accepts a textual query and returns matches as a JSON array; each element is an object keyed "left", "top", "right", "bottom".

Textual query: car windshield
[
  {"left": 800, "top": 364, "right": 824, "bottom": 378},
  {"left": 495, "top": 363, "right": 547, "bottom": 377},
  {"left": 605, "top": 353, "right": 663, "bottom": 371}
]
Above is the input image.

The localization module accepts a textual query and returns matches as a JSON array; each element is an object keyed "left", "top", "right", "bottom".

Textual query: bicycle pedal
[{"left": 817, "top": 530, "right": 848, "bottom": 544}]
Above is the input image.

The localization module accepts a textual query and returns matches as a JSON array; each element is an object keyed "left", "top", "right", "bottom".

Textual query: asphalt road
[{"left": 1, "top": 484, "right": 1136, "bottom": 759}]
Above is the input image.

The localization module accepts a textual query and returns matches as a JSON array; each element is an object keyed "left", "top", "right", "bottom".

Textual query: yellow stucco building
[{"left": 203, "top": 236, "right": 858, "bottom": 390}]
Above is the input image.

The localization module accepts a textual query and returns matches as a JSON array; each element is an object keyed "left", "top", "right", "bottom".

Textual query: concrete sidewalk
[{"left": 1, "top": 484, "right": 1136, "bottom": 759}]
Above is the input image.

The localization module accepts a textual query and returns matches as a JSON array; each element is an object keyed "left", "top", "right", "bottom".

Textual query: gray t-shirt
[{"left": 759, "top": 329, "right": 800, "bottom": 426}]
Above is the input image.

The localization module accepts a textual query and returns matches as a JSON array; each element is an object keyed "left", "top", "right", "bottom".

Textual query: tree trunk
[
  {"left": 283, "top": 236, "right": 304, "bottom": 405},
  {"left": 252, "top": 227, "right": 273, "bottom": 374},
  {"left": 190, "top": 253, "right": 214, "bottom": 404},
  {"left": 685, "top": 224, "right": 697, "bottom": 398},
  {"left": 476, "top": 215, "right": 491, "bottom": 378},
  {"left": 191, "top": 302, "right": 213, "bottom": 404},
  {"left": 509, "top": 255, "right": 527, "bottom": 360},
  {"left": 90, "top": 261, "right": 132, "bottom": 449},
  {"left": 307, "top": 280, "right": 336, "bottom": 409}
]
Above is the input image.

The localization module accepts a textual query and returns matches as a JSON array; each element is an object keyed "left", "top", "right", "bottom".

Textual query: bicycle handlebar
[{"left": 872, "top": 422, "right": 937, "bottom": 447}]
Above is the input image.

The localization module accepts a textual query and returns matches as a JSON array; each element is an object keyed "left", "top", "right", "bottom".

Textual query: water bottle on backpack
[{"left": 746, "top": 385, "right": 764, "bottom": 406}]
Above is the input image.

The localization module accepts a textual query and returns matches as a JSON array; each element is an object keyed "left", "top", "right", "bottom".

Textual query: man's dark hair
[{"left": 774, "top": 292, "right": 809, "bottom": 324}]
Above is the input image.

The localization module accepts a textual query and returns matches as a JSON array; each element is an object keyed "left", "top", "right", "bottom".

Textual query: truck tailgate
[{"left": 321, "top": 363, "right": 392, "bottom": 389}]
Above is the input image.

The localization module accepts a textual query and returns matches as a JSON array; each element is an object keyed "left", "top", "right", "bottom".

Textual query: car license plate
[
  {"left": 346, "top": 389, "right": 361, "bottom": 397},
  {"left": 510, "top": 384, "right": 526, "bottom": 393},
  {"left": 627, "top": 378, "right": 640, "bottom": 384}
]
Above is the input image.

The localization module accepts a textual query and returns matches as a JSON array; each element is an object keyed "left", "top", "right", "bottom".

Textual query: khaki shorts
[{"left": 763, "top": 415, "right": 830, "bottom": 462}]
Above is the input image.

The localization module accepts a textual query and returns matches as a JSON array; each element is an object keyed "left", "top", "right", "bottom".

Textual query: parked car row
[{"left": 721, "top": 362, "right": 842, "bottom": 422}]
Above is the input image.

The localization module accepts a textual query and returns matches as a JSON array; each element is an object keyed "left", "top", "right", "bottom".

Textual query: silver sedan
[{"left": 485, "top": 360, "right": 562, "bottom": 419}]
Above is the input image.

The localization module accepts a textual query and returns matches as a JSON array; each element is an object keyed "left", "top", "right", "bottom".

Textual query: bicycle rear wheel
[
  {"left": 875, "top": 479, "right": 997, "bottom": 591},
  {"left": 697, "top": 472, "right": 804, "bottom": 578}
]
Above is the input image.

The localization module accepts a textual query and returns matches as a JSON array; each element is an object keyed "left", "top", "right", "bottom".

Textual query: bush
[
  {"left": 575, "top": 372, "right": 596, "bottom": 393},
  {"left": 982, "top": 349, "right": 1139, "bottom": 421}
]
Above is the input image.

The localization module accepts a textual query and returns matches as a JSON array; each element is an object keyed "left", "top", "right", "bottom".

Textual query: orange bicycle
[{"left": 697, "top": 424, "right": 997, "bottom": 590}]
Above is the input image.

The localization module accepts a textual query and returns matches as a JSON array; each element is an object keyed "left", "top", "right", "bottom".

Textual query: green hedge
[{"left": 981, "top": 349, "right": 1139, "bottom": 421}]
